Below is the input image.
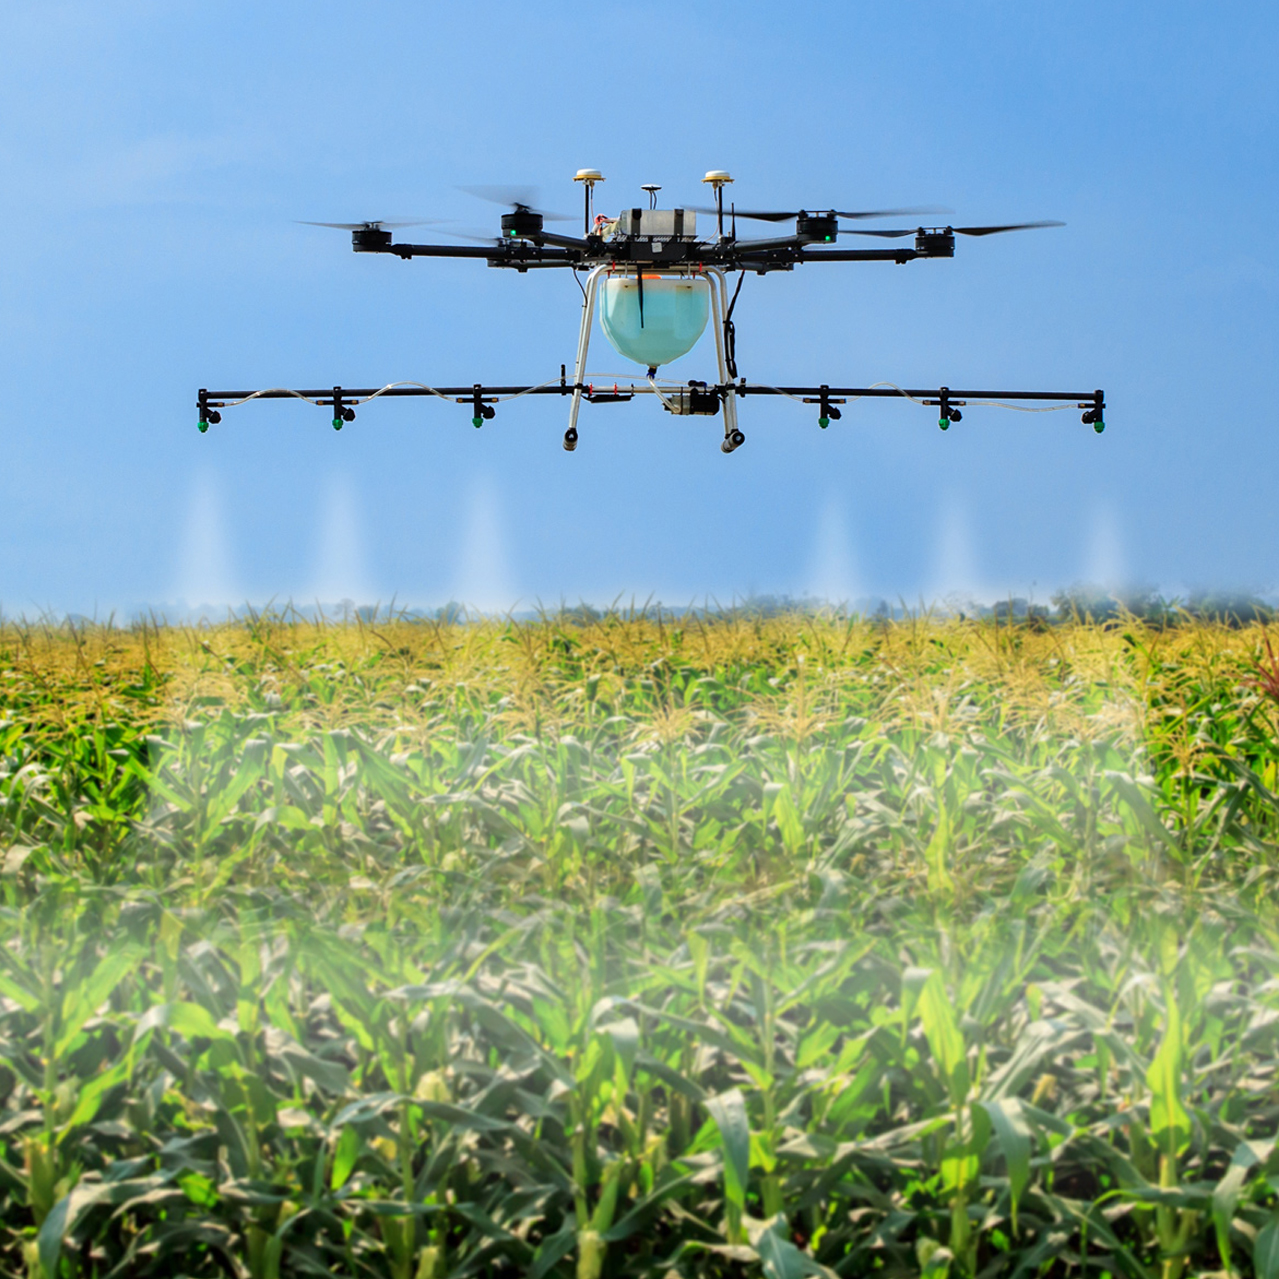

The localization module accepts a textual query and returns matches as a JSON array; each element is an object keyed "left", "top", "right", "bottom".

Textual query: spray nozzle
[{"left": 803, "top": 385, "right": 844, "bottom": 430}]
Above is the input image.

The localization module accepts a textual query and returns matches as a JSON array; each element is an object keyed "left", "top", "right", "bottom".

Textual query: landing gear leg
[
  {"left": 706, "top": 268, "right": 741, "bottom": 451},
  {"left": 567, "top": 265, "right": 608, "bottom": 448}
]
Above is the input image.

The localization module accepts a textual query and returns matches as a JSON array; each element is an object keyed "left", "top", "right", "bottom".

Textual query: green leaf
[
  {"left": 1256, "top": 1214, "right": 1279, "bottom": 1279},
  {"left": 331, "top": 1124, "right": 360, "bottom": 1191},
  {"left": 706, "top": 1089, "right": 750, "bottom": 1241},
  {"left": 414, "top": 1100, "right": 511, "bottom": 1132},
  {"left": 977, "top": 1098, "right": 1032, "bottom": 1232},
  {"left": 771, "top": 786, "right": 804, "bottom": 853},
  {"left": 39, "top": 1177, "right": 173, "bottom": 1278},
  {"left": 596, "top": 1017, "right": 639, "bottom": 1082},
  {"left": 911, "top": 968, "right": 969, "bottom": 1104},
  {"left": 62, "top": 1055, "right": 135, "bottom": 1130},
  {"left": 1145, "top": 990, "right": 1190, "bottom": 1157},
  {"left": 55, "top": 946, "right": 142, "bottom": 1057},
  {"left": 1212, "top": 1138, "right": 1272, "bottom": 1273},
  {"left": 527, "top": 1219, "right": 577, "bottom": 1279},
  {"left": 752, "top": 1216, "right": 838, "bottom": 1279}
]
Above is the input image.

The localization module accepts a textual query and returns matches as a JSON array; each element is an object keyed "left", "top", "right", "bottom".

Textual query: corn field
[{"left": 2, "top": 609, "right": 1279, "bottom": 1279}]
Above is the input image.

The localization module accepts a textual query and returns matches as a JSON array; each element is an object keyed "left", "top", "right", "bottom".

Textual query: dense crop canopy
[{"left": 0, "top": 609, "right": 1278, "bottom": 1278}]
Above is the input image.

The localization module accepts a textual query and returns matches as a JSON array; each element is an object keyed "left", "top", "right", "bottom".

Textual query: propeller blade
[
  {"left": 296, "top": 219, "right": 443, "bottom": 231},
  {"left": 457, "top": 185, "right": 573, "bottom": 221},
  {"left": 688, "top": 207, "right": 798, "bottom": 222},
  {"left": 953, "top": 220, "right": 1065, "bottom": 236},
  {"left": 439, "top": 227, "right": 506, "bottom": 245},
  {"left": 690, "top": 205, "right": 951, "bottom": 223},
  {"left": 840, "top": 220, "right": 1065, "bottom": 238},
  {"left": 838, "top": 228, "right": 918, "bottom": 238},
  {"left": 834, "top": 206, "right": 952, "bottom": 220}
]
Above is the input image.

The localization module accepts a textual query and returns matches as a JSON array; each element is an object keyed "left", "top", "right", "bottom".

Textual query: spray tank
[{"left": 598, "top": 272, "right": 710, "bottom": 367}]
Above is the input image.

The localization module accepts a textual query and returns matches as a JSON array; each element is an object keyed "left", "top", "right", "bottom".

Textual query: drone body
[{"left": 198, "top": 171, "right": 1102, "bottom": 452}]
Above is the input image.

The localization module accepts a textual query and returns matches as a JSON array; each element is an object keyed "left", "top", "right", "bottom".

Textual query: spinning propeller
[
  {"left": 297, "top": 219, "right": 442, "bottom": 231},
  {"left": 694, "top": 205, "right": 952, "bottom": 222},
  {"left": 458, "top": 185, "right": 574, "bottom": 238},
  {"left": 841, "top": 220, "right": 1065, "bottom": 238}
]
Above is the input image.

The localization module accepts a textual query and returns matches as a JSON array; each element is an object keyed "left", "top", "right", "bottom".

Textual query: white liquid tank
[{"left": 598, "top": 274, "right": 710, "bottom": 368}]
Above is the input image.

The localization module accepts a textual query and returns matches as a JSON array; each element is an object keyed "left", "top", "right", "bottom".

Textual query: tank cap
[
  {"left": 575, "top": 168, "right": 604, "bottom": 183},
  {"left": 702, "top": 170, "right": 734, "bottom": 185}
]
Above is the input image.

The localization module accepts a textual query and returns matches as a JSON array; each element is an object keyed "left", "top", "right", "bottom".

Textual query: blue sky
[{"left": 2, "top": 0, "right": 1275, "bottom": 615}]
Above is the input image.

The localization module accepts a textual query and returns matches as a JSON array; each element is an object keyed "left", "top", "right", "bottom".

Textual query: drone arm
[
  {"left": 525, "top": 229, "right": 594, "bottom": 252},
  {"left": 381, "top": 243, "right": 505, "bottom": 259},
  {"left": 347, "top": 239, "right": 498, "bottom": 260},
  {"left": 795, "top": 247, "right": 921, "bottom": 263},
  {"left": 361, "top": 241, "right": 578, "bottom": 267},
  {"left": 727, "top": 234, "right": 808, "bottom": 253}
]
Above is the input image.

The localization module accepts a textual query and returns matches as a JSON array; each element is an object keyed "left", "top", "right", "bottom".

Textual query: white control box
[{"left": 611, "top": 209, "right": 697, "bottom": 240}]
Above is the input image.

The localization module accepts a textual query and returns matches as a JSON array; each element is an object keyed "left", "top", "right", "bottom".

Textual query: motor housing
[
  {"left": 352, "top": 226, "right": 393, "bottom": 251},
  {"left": 796, "top": 212, "right": 839, "bottom": 243},
  {"left": 501, "top": 208, "right": 544, "bottom": 238},
  {"left": 914, "top": 229, "right": 956, "bottom": 257}
]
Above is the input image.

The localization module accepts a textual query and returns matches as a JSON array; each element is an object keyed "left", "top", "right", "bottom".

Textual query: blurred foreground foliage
[{"left": 1, "top": 608, "right": 1279, "bottom": 1278}]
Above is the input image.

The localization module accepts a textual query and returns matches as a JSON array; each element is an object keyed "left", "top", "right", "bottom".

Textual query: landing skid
[{"left": 565, "top": 265, "right": 741, "bottom": 451}]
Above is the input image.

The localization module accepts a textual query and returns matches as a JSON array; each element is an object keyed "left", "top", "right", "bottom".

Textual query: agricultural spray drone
[{"left": 197, "top": 170, "right": 1104, "bottom": 453}]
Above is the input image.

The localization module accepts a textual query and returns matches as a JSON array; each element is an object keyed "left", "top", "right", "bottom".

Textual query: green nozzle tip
[
  {"left": 332, "top": 418, "right": 343, "bottom": 430},
  {"left": 818, "top": 416, "right": 829, "bottom": 429},
  {"left": 472, "top": 416, "right": 483, "bottom": 428},
  {"left": 939, "top": 417, "right": 949, "bottom": 430},
  {"left": 1094, "top": 419, "right": 1105, "bottom": 434}
]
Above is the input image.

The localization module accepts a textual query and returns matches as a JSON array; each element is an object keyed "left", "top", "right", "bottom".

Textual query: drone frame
[{"left": 197, "top": 173, "right": 1104, "bottom": 451}]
